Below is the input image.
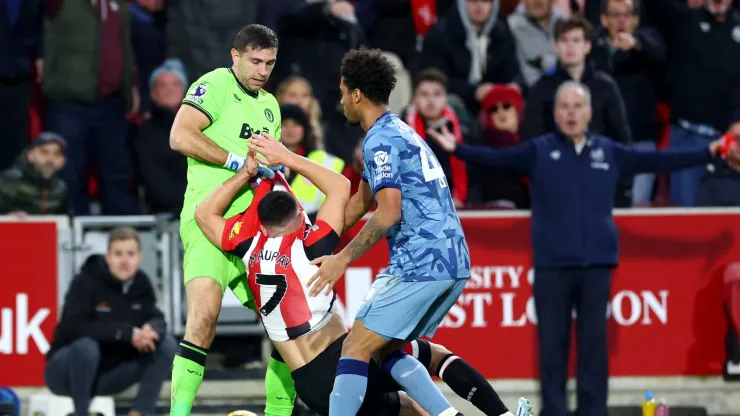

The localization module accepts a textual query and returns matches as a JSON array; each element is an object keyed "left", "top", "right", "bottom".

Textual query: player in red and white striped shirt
[{"left": 195, "top": 135, "right": 529, "bottom": 416}]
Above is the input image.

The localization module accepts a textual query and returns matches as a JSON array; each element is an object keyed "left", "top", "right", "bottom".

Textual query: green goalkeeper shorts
[{"left": 180, "top": 219, "right": 253, "bottom": 305}]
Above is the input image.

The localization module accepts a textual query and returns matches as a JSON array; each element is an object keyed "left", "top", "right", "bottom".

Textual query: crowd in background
[{"left": 2, "top": 0, "right": 740, "bottom": 219}]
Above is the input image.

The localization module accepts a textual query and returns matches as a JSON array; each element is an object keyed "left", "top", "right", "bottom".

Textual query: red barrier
[
  {"left": 0, "top": 222, "right": 58, "bottom": 386},
  {"left": 334, "top": 211, "right": 740, "bottom": 378},
  {"left": 2, "top": 213, "right": 738, "bottom": 385}
]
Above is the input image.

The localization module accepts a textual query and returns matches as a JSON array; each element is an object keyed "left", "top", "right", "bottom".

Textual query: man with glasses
[{"left": 590, "top": 0, "right": 666, "bottom": 206}]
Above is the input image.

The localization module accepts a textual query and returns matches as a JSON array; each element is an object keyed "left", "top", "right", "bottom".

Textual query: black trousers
[
  {"left": 45, "top": 336, "right": 177, "bottom": 416},
  {"left": 0, "top": 78, "right": 31, "bottom": 171},
  {"left": 45, "top": 94, "right": 137, "bottom": 215},
  {"left": 534, "top": 266, "right": 612, "bottom": 416}
]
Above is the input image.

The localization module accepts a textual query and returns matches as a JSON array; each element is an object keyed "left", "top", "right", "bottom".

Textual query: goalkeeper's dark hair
[
  {"left": 340, "top": 47, "right": 397, "bottom": 105},
  {"left": 234, "top": 24, "right": 279, "bottom": 52},
  {"left": 258, "top": 191, "right": 299, "bottom": 228}
]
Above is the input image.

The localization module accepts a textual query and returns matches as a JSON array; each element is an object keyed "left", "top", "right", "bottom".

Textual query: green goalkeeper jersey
[{"left": 179, "top": 67, "right": 282, "bottom": 222}]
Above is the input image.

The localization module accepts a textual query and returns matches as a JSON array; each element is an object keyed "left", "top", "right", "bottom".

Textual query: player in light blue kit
[{"left": 306, "top": 48, "right": 491, "bottom": 416}]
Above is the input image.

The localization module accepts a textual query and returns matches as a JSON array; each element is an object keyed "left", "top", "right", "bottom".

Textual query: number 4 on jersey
[{"left": 410, "top": 130, "right": 447, "bottom": 188}]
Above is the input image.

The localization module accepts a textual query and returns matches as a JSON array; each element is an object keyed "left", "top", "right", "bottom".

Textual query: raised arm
[
  {"left": 613, "top": 139, "right": 715, "bottom": 175},
  {"left": 170, "top": 74, "right": 247, "bottom": 170},
  {"left": 194, "top": 154, "right": 258, "bottom": 249},
  {"left": 634, "top": 28, "right": 667, "bottom": 69},
  {"left": 170, "top": 105, "right": 229, "bottom": 166},
  {"left": 427, "top": 127, "right": 537, "bottom": 173},
  {"left": 248, "top": 134, "right": 351, "bottom": 235},
  {"left": 305, "top": 132, "right": 404, "bottom": 296}
]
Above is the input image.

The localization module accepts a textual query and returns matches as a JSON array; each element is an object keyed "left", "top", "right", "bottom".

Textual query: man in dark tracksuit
[
  {"left": 426, "top": 81, "right": 736, "bottom": 416},
  {"left": 45, "top": 228, "right": 176, "bottom": 416}
]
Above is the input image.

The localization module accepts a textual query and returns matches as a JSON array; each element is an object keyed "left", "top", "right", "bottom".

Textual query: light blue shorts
[{"left": 355, "top": 274, "right": 468, "bottom": 341}]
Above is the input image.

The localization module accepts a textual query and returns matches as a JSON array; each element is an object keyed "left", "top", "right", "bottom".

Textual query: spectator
[
  {"left": 401, "top": 68, "right": 469, "bottom": 207},
  {"left": 42, "top": 0, "right": 140, "bottom": 215},
  {"left": 354, "top": 0, "right": 455, "bottom": 74},
  {"left": 508, "top": 0, "right": 565, "bottom": 89},
  {"left": 697, "top": 158, "right": 740, "bottom": 207},
  {"left": 0, "top": 132, "right": 68, "bottom": 217},
  {"left": 474, "top": 84, "right": 530, "bottom": 207},
  {"left": 167, "top": 0, "right": 258, "bottom": 81},
  {"left": 273, "top": 0, "right": 364, "bottom": 122},
  {"left": 0, "top": 0, "right": 43, "bottom": 171},
  {"left": 130, "top": 0, "right": 167, "bottom": 114},
  {"left": 271, "top": 1, "right": 365, "bottom": 164},
  {"left": 644, "top": 0, "right": 740, "bottom": 206},
  {"left": 590, "top": 0, "right": 666, "bottom": 206},
  {"left": 521, "top": 16, "right": 632, "bottom": 206},
  {"left": 280, "top": 104, "right": 345, "bottom": 217},
  {"left": 421, "top": 0, "right": 520, "bottom": 114},
  {"left": 427, "top": 81, "right": 734, "bottom": 416},
  {"left": 697, "top": 116, "right": 740, "bottom": 206},
  {"left": 45, "top": 227, "right": 176, "bottom": 416},
  {"left": 276, "top": 76, "right": 325, "bottom": 149},
  {"left": 134, "top": 59, "right": 188, "bottom": 215}
]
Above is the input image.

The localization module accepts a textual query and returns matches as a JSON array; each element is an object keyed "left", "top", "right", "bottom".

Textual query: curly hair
[{"left": 340, "top": 47, "right": 397, "bottom": 105}]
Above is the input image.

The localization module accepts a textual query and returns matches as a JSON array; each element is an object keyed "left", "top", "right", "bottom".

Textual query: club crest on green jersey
[{"left": 264, "top": 108, "right": 274, "bottom": 123}]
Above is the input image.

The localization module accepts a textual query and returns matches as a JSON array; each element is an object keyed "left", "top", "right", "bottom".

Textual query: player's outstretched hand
[
  {"left": 244, "top": 150, "right": 259, "bottom": 179},
  {"left": 307, "top": 254, "right": 350, "bottom": 296},
  {"left": 712, "top": 134, "right": 740, "bottom": 171},
  {"left": 426, "top": 126, "right": 457, "bottom": 153},
  {"left": 248, "top": 133, "right": 291, "bottom": 167}
]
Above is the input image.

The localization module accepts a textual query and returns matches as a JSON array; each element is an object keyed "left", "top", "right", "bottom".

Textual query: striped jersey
[{"left": 221, "top": 174, "right": 340, "bottom": 342}]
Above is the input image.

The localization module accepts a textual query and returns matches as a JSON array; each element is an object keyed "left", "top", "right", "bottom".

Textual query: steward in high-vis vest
[{"left": 279, "top": 104, "right": 345, "bottom": 216}]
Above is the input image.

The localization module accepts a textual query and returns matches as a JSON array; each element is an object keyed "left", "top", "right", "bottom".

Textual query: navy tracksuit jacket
[{"left": 455, "top": 131, "right": 712, "bottom": 416}]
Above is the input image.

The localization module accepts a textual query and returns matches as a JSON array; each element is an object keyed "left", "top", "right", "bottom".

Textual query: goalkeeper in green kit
[{"left": 169, "top": 24, "right": 296, "bottom": 416}]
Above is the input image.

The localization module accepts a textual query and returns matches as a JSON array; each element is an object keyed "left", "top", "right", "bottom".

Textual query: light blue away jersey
[{"left": 361, "top": 112, "right": 470, "bottom": 281}]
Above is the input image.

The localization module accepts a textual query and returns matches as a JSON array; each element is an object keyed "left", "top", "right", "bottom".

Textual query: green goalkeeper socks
[
  {"left": 171, "top": 340, "right": 208, "bottom": 416},
  {"left": 264, "top": 351, "right": 296, "bottom": 416}
]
